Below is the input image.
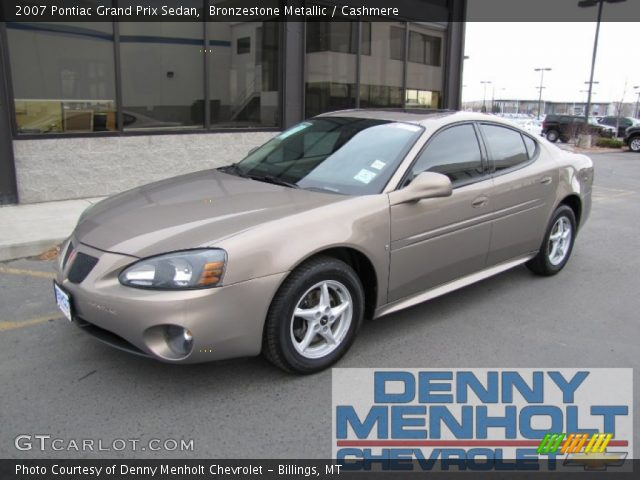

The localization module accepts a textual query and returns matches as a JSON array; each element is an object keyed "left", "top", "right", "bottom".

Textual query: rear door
[
  {"left": 388, "top": 123, "right": 493, "bottom": 302},
  {"left": 480, "top": 123, "right": 557, "bottom": 265}
]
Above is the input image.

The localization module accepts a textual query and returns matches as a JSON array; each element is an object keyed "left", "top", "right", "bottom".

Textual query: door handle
[
  {"left": 539, "top": 176, "right": 552, "bottom": 185},
  {"left": 472, "top": 196, "right": 488, "bottom": 208}
]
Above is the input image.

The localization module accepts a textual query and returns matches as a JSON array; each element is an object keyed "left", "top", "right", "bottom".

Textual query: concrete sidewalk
[{"left": 0, "top": 197, "right": 105, "bottom": 261}]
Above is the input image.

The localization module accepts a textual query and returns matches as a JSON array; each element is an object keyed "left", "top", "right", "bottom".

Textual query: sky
[{"left": 462, "top": 22, "right": 638, "bottom": 105}]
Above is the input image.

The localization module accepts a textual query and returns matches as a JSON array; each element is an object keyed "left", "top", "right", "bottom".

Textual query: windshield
[{"left": 227, "top": 117, "right": 424, "bottom": 195}]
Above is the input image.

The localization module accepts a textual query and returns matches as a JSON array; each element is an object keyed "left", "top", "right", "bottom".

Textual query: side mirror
[
  {"left": 389, "top": 172, "right": 453, "bottom": 206},
  {"left": 247, "top": 146, "right": 259, "bottom": 156}
]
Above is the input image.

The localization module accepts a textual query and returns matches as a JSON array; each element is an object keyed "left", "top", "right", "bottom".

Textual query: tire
[
  {"left": 546, "top": 129, "right": 560, "bottom": 143},
  {"left": 629, "top": 135, "right": 640, "bottom": 153},
  {"left": 526, "top": 205, "right": 577, "bottom": 276},
  {"left": 262, "top": 256, "right": 364, "bottom": 374}
]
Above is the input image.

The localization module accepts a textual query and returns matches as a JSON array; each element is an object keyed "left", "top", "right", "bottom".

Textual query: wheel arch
[
  {"left": 284, "top": 246, "right": 379, "bottom": 320},
  {"left": 559, "top": 194, "right": 582, "bottom": 229}
]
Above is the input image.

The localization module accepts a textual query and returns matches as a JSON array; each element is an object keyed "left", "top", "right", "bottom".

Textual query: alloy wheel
[
  {"left": 548, "top": 216, "right": 572, "bottom": 266},
  {"left": 290, "top": 280, "right": 353, "bottom": 359}
]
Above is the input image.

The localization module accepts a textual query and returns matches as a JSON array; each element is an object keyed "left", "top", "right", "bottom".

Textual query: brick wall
[{"left": 12, "top": 131, "right": 277, "bottom": 204}]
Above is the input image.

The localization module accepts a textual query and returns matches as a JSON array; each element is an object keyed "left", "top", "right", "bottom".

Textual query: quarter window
[
  {"left": 481, "top": 124, "right": 529, "bottom": 172},
  {"left": 410, "top": 124, "right": 484, "bottom": 186},
  {"left": 522, "top": 135, "right": 537, "bottom": 159}
]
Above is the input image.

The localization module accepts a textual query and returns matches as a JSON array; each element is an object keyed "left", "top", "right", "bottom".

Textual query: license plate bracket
[{"left": 53, "top": 281, "right": 73, "bottom": 322}]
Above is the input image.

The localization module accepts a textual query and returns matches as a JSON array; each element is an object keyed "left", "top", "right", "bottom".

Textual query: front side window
[
  {"left": 410, "top": 124, "right": 484, "bottom": 186},
  {"left": 228, "top": 117, "right": 423, "bottom": 195},
  {"left": 481, "top": 124, "right": 529, "bottom": 172}
]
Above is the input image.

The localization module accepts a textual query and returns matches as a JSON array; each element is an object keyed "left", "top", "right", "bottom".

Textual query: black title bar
[{"left": 2, "top": 0, "right": 640, "bottom": 22}]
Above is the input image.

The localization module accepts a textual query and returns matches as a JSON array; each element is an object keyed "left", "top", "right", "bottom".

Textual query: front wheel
[
  {"left": 526, "top": 205, "right": 576, "bottom": 276},
  {"left": 629, "top": 135, "right": 640, "bottom": 153},
  {"left": 262, "top": 256, "right": 364, "bottom": 374}
]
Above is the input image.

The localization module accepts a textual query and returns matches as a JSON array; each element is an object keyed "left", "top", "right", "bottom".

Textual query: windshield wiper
[
  {"left": 217, "top": 163, "right": 249, "bottom": 178},
  {"left": 219, "top": 165, "right": 299, "bottom": 189},
  {"left": 247, "top": 174, "right": 300, "bottom": 189}
]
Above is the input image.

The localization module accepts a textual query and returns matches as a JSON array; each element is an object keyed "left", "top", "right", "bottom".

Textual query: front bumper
[{"left": 56, "top": 242, "right": 287, "bottom": 363}]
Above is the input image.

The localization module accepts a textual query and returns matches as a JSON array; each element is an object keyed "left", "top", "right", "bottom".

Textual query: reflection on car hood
[{"left": 74, "top": 169, "right": 344, "bottom": 258}]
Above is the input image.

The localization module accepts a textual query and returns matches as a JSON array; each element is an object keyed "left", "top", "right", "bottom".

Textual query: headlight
[{"left": 119, "top": 249, "right": 227, "bottom": 289}]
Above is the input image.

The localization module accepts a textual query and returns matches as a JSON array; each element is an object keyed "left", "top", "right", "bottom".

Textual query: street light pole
[
  {"left": 480, "top": 81, "right": 491, "bottom": 112},
  {"left": 634, "top": 86, "right": 640, "bottom": 119},
  {"left": 534, "top": 67, "right": 551, "bottom": 119},
  {"left": 584, "top": 1, "right": 602, "bottom": 123},
  {"left": 579, "top": 0, "right": 627, "bottom": 125},
  {"left": 580, "top": 89, "right": 597, "bottom": 116}
]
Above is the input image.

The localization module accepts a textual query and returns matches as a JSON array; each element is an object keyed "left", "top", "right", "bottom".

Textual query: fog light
[{"left": 164, "top": 325, "right": 194, "bottom": 357}]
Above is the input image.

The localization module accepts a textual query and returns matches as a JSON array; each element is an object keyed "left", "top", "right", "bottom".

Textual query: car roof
[{"left": 316, "top": 109, "right": 500, "bottom": 126}]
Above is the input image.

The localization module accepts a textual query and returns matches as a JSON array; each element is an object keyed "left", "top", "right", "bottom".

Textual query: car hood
[{"left": 74, "top": 169, "right": 345, "bottom": 258}]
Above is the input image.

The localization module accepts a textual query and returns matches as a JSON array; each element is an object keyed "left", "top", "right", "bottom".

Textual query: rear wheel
[
  {"left": 262, "top": 256, "right": 364, "bottom": 374},
  {"left": 546, "top": 129, "right": 560, "bottom": 142},
  {"left": 629, "top": 135, "right": 640, "bottom": 153},
  {"left": 526, "top": 205, "right": 576, "bottom": 276}
]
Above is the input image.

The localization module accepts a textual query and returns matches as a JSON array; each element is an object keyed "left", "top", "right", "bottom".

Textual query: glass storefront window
[
  {"left": 120, "top": 13, "right": 205, "bottom": 130},
  {"left": 207, "top": 20, "right": 280, "bottom": 128},
  {"left": 306, "top": 22, "right": 370, "bottom": 55},
  {"left": 306, "top": 21, "right": 444, "bottom": 115},
  {"left": 405, "top": 89, "right": 440, "bottom": 108},
  {"left": 406, "top": 23, "right": 444, "bottom": 109},
  {"left": 6, "top": 17, "right": 116, "bottom": 134},
  {"left": 305, "top": 21, "right": 358, "bottom": 118},
  {"left": 360, "top": 22, "right": 405, "bottom": 108},
  {"left": 408, "top": 30, "right": 442, "bottom": 66}
]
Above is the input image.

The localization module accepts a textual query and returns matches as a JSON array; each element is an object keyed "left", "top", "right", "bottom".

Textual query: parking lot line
[
  {"left": 0, "top": 265, "right": 55, "bottom": 280},
  {"left": 0, "top": 313, "right": 62, "bottom": 332}
]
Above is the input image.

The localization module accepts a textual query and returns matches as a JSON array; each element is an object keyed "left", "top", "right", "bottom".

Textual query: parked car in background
[
  {"left": 542, "top": 115, "right": 610, "bottom": 143},
  {"left": 624, "top": 124, "right": 640, "bottom": 152},
  {"left": 598, "top": 116, "right": 640, "bottom": 137},
  {"left": 590, "top": 117, "right": 617, "bottom": 138}
]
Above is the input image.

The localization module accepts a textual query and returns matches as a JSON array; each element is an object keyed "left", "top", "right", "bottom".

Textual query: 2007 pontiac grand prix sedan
[{"left": 54, "top": 110, "right": 593, "bottom": 373}]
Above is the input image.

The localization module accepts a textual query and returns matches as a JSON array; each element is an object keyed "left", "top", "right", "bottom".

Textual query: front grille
[{"left": 67, "top": 252, "right": 98, "bottom": 284}]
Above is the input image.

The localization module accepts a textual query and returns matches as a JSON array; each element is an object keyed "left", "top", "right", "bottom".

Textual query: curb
[{"left": 0, "top": 239, "right": 64, "bottom": 262}]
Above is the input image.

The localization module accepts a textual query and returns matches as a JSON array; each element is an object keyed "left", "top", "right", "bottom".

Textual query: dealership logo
[
  {"left": 536, "top": 433, "right": 628, "bottom": 471},
  {"left": 332, "top": 369, "right": 633, "bottom": 472}
]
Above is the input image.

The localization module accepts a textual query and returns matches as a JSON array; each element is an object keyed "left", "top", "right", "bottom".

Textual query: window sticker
[
  {"left": 391, "top": 123, "right": 421, "bottom": 132},
  {"left": 353, "top": 169, "right": 377, "bottom": 184},
  {"left": 370, "top": 159, "right": 386, "bottom": 171},
  {"left": 278, "top": 122, "right": 312, "bottom": 140}
]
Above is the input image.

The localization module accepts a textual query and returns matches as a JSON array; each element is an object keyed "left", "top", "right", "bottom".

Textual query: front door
[{"left": 388, "top": 123, "right": 493, "bottom": 302}]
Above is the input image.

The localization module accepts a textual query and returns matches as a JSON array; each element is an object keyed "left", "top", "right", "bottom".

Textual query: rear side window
[
  {"left": 410, "top": 124, "right": 484, "bottom": 186},
  {"left": 481, "top": 124, "right": 529, "bottom": 172}
]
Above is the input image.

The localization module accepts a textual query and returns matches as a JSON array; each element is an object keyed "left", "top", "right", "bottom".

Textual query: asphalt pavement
[{"left": 0, "top": 152, "right": 638, "bottom": 459}]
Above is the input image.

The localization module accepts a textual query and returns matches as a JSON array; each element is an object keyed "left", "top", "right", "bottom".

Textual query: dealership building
[{"left": 0, "top": 1, "right": 465, "bottom": 205}]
